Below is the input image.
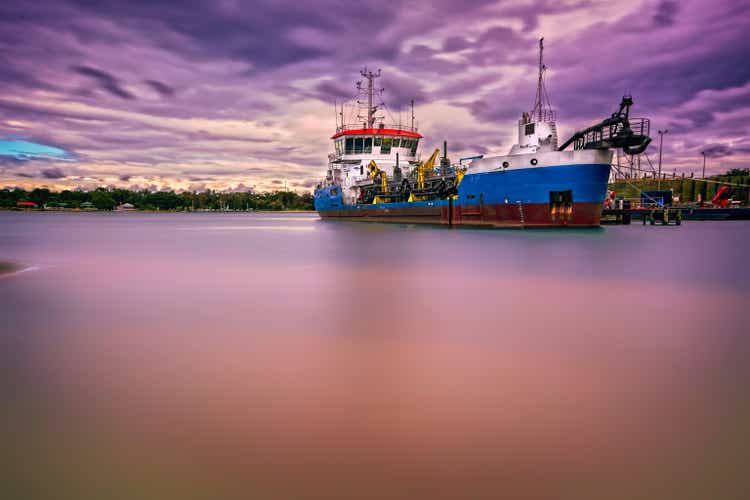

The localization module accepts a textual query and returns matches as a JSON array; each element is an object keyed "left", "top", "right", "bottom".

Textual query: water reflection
[{"left": 1, "top": 213, "right": 748, "bottom": 499}]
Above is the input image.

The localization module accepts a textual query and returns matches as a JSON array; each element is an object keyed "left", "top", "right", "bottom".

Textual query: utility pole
[
  {"left": 701, "top": 151, "right": 707, "bottom": 179},
  {"left": 657, "top": 129, "right": 668, "bottom": 190}
]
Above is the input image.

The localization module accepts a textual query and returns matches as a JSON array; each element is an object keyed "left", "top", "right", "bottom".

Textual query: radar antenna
[{"left": 356, "top": 68, "right": 383, "bottom": 128}]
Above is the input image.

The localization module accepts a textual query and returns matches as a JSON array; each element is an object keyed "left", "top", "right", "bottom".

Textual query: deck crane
[
  {"left": 415, "top": 148, "right": 441, "bottom": 191},
  {"left": 367, "top": 160, "right": 388, "bottom": 193},
  {"left": 557, "top": 96, "right": 651, "bottom": 155}
]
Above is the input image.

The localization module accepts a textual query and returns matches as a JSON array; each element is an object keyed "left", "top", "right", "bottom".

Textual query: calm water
[{"left": 2, "top": 212, "right": 749, "bottom": 499}]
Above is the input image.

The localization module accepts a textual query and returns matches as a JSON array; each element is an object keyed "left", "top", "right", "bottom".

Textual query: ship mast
[
  {"left": 357, "top": 68, "right": 381, "bottom": 128},
  {"left": 530, "top": 37, "right": 551, "bottom": 122}
]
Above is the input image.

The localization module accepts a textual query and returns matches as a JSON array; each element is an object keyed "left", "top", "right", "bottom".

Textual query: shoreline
[
  {"left": 0, "top": 261, "right": 21, "bottom": 276},
  {"left": 0, "top": 208, "right": 317, "bottom": 213}
]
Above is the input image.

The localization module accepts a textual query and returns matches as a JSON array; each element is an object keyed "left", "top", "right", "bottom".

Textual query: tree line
[{"left": 0, "top": 187, "right": 314, "bottom": 211}]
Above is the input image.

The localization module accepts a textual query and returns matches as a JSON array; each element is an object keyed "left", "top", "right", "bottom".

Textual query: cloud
[
  {"left": 73, "top": 65, "right": 135, "bottom": 99},
  {"left": 702, "top": 144, "right": 734, "bottom": 158},
  {"left": 222, "top": 183, "right": 255, "bottom": 193},
  {"left": 145, "top": 79, "right": 174, "bottom": 97},
  {"left": 41, "top": 167, "right": 66, "bottom": 178},
  {"left": 653, "top": 0, "right": 680, "bottom": 27},
  {"left": 0, "top": 0, "right": 748, "bottom": 190}
]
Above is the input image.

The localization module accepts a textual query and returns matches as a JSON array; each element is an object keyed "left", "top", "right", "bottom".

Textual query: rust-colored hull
[{"left": 319, "top": 202, "right": 603, "bottom": 228}]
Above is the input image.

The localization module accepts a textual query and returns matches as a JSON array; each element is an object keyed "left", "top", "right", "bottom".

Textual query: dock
[{"left": 601, "top": 207, "right": 750, "bottom": 225}]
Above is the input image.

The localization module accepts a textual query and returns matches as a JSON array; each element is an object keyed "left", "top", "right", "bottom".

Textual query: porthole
[
  {"left": 502, "top": 161, "right": 509, "bottom": 168},
  {"left": 530, "top": 158, "right": 538, "bottom": 166}
]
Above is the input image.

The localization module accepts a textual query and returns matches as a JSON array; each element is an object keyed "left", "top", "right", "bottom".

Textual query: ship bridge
[
  {"left": 331, "top": 124, "right": 422, "bottom": 159},
  {"left": 323, "top": 69, "right": 427, "bottom": 205}
]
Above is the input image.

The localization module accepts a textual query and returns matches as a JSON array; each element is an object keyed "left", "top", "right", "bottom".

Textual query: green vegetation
[
  {"left": 0, "top": 187, "right": 314, "bottom": 211},
  {"left": 609, "top": 169, "right": 750, "bottom": 203}
]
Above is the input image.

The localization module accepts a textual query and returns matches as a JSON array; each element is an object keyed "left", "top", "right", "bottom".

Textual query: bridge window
[
  {"left": 381, "top": 138, "right": 392, "bottom": 154},
  {"left": 374, "top": 137, "right": 382, "bottom": 147},
  {"left": 364, "top": 137, "right": 372, "bottom": 153},
  {"left": 393, "top": 138, "right": 401, "bottom": 148},
  {"left": 525, "top": 123, "right": 535, "bottom": 136},
  {"left": 345, "top": 137, "right": 354, "bottom": 154},
  {"left": 410, "top": 139, "right": 418, "bottom": 154},
  {"left": 355, "top": 137, "right": 364, "bottom": 153}
]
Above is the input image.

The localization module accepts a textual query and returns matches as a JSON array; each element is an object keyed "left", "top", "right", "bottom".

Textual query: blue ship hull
[{"left": 315, "top": 163, "right": 611, "bottom": 227}]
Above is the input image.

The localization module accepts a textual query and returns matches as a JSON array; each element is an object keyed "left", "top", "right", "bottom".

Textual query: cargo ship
[{"left": 314, "top": 39, "right": 651, "bottom": 227}]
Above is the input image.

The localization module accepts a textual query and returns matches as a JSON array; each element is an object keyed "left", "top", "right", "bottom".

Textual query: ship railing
[
  {"left": 336, "top": 122, "right": 419, "bottom": 133},
  {"left": 605, "top": 196, "right": 671, "bottom": 209},
  {"left": 520, "top": 109, "right": 557, "bottom": 123},
  {"left": 537, "top": 109, "right": 557, "bottom": 122},
  {"left": 604, "top": 197, "right": 650, "bottom": 209},
  {"left": 629, "top": 117, "right": 650, "bottom": 137}
]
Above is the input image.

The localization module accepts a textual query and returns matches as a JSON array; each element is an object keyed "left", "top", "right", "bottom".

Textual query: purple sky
[{"left": 1, "top": 0, "right": 749, "bottom": 192}]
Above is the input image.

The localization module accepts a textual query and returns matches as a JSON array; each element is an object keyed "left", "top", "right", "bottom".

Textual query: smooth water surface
[{"left": 2, "top": 212, "right": 749, "bottom": 499}]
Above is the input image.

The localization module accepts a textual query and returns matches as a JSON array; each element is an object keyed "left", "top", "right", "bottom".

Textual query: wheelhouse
[{"left": 332, "top": 128, "right": 421, "bottom": 158}]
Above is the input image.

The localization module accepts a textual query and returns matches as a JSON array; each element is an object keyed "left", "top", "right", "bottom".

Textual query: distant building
[
  {"left": 79, "top": 201, "right": 97, "bottom": 211},
  {"left": 45, "top": 202, "right": 68, "bottom": 210},
  {"left": 116, "top": 203, "right": 136, "bottom": 211},
  {"left": 16, "top": 201, "right": 37, "bottom": 209}
]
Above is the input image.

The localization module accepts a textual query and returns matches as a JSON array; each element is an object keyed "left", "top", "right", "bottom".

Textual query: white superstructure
[{"left": 321, "top": 69, "right": 425, "bottom": 205}]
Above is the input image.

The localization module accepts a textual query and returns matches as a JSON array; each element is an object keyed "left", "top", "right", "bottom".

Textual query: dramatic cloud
[
  {"left": 73, "top": 66, "right": 135, "bottom": 100},
  {"left": 653, "top": 0, "right": 679, "bottom": 27},
  {"left": 41, "top": 167, "right": 66, "bottom": 179},
  {"left": 0, "top": 0, "right": 748, "bottom": 192},
  {"left": 145, "top": 80, "right": 175, "bottom": 97}
]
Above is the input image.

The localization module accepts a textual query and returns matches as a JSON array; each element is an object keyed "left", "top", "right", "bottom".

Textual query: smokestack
[
  {"left": 393, "top": 152, "right": 402, "bottom": 183},
  {"left": 440, "top": 140, "right": 450, "bottom": 173}
]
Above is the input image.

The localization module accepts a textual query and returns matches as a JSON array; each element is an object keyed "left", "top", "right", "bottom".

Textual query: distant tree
[
  {"left": 29, "top": 188, "right": 51, "bottom": 206},
  {"left": 90, "top": 190, "right": 116, "bottom": 210},
  {"left": 1, "top": 186, "right": 315, "bottom": 211}
]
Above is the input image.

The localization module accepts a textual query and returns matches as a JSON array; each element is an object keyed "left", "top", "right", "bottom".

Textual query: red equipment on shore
[{"left": 712, "top": 186, "right": 732, "bottom": 208}]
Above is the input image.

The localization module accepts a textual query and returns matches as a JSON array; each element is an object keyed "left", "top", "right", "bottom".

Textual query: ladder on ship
[{"left": 548, "top": 122, "right": 558, "bottom": 149}]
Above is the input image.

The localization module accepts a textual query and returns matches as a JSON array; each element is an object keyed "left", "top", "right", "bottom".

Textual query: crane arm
[
  {"left": 558, "top": 96, "right": 651, "bottom": 155},
  {"left": 367, "top": 160, "right": 388, "bottom": 193},
  {"left": 422, "top": 148, "right": 441, "bottom": 174},
  {"left": 415, "top": 148, "right": 441, "bottom": 191}
]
